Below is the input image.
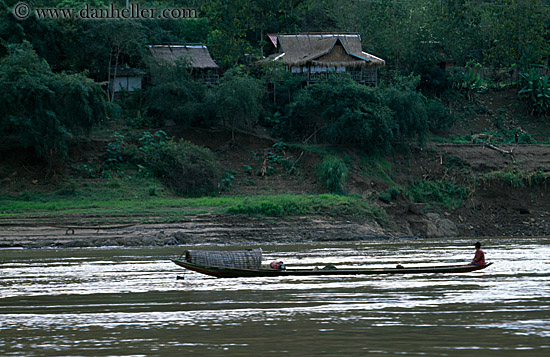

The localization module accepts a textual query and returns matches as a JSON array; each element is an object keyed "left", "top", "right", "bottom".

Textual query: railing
[
  {"left": 290, "top": 69, "right": 377, "bottom": 85},
  {"left": 204, "top": 74, "right": 220, "bottom": 84}
]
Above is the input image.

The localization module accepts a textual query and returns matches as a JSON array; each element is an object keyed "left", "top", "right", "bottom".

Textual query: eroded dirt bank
[
  {"left": 0, "top": 215, "right": 393, "bottom": 249},
  {"left": 2, "top": 141, "right": 550, "bottom": 249}
]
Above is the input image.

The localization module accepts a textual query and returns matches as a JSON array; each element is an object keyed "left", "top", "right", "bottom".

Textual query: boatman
[{"left": 471, "top": 242, "right": 485, "bottom": 266}]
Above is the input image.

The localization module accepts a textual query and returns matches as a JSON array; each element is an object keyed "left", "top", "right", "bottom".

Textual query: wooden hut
[
  {"left": 109, "top": 67, "right": 145, "bottom": 100},
  {"left": 148, "top": 45, "right": 220, "bottom": 84},
  {"left": 265, "top": 33, "right": 385, "bottom": 85}
]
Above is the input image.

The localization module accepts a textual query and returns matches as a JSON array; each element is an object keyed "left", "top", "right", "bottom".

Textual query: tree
[
  {"left": 281, "top": 75, "right": 430, "bottom": 150},
  {"left": 282, "top": 76, "right": 393, "bottom": 148},
  {"left": 0, "top": 42, "right": 107, "bottom": 171},
  {"left": 202, "top": 0, "right": 253, "bottom": 67},
  {"left": 203, "top": 0, "right": 306, "bottom": 66},
  {"left": 139, "top": 139, "right": 221, "bottom": 196},
  {"left": 145, "top": 57, "right": 214, "bottom": 127},
  {"left": 215, "top": 68, "right": 263, "bottom": 141},
  {"left": 470, "top": 0, "right": 550, "bottom": 67},
  {"left": 96, "top": 20, "right": 147, "bottom": 102}
]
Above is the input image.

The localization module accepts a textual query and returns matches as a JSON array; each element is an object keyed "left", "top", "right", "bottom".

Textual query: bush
[
  {"left": 380, "top": 85, "right": 428, "bottom": 143},
  {"left": 379, "top": 186, "right": 401, "bottom": 204},
  {"left": 215, "top": 68, "right": 263, "bottom": 140},
  {"left": 426, "top": 98, "right": 454, "bottom": 132},
  {"left": 518, "top": 132, "right": 536, "bottom": 144},
  {"left": 518, "top": 69, "right": 550, "bottom": 116},
  {"left": 227, "top": 201, "right": 286, "bottom": 217},
  {"left": 407, "top": 180, "right": 468, "bottom": 209},
  {"left": 316, "top": 155, "right": 348, "bottom": 193},
  {"left": 281, "top": 76, "right": 396, "bottom": 149},
  {"left": 145, "top": 59, "right": 215, "bottom": 127},
  {"left": 139, "top": 139, "right": 220, "bottom": 196},
  {"left": 280, "top": 75, "right": 431, "bottom": 151},
  {"left": 0, "top": 42, "right": 106, "bottom": 168}
]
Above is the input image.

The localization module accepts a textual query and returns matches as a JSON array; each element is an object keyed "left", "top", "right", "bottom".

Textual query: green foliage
[
  {"left": 283, "top": 76, "right": 393, "bottom": 148},
  {"left": 361, "top": 155, "right": 395, "bottom": 185},
  {"left": 215, "top": 68, "right": 263, "bottom": 139},
  {"left": 316, "top": 155, "right": 348, "bottom": 193},
  {"left": 2, "top": 0, "right": 548, "bottom": 78},
  {"left": 220, "top": 171, "right": 235, "bottom": 192},
  {"left": 426, "top": 98, "right": 454, "bottom": 132},
  {"left": 103, "top": 132, "right": 127, "bottom": 169},
  {"left": 379, "top": 186, "right": 401, "bottom": 204},
  {"left": 1, "top": 192, "right": 388, "bottom": 226},
  {"left": 138, "top": 139, "right": 221, "bottom": 196},
  {"left": 380, "top": 75, "right": 428, "bottom": 143},
  {"left": 407, "top": 180, "right": 469, "bottom": 209},
  {"left": 138, "top": 130, "right": 170, "bottom": 151},
  {"left": 471, "top": 0, "right": 549, "bottom": 68},
  {"left": 145, "top": 59, "right": 215, "bottom": 127},
  {"left": 518, "top": 69, "right": 550, "bottom": 116},
  {"left": 450, "top": 66, "right": 488, "bottom": 100},
  {"left": 225, "top": 194, "right": 387, "bottom": 222},
  {"left": 0, "top": 42, "right": 106, "bottom": 168},
  {"left": 228, "top": 200, "right": 288, "bottom": 217},
  {"left": 415, "top": 59, "right": 454, "bottom": 98},
  {"left": 518, "top": 132, "right": 536, "bottom": 144},
  {"left": 481, "top": 168, "right": 550, "bottom": 188},
  {"left": 330, "top": 0, "right": 549, "bottom": 69},
  {"left": 282, "top": 75, "right": 430, "bottom": 150},
  {"left": 202, "top": 0, "right": 305, "bottom": 66},
  {"left": 261, "top": 62, "right": 304, "bottom": 116}
]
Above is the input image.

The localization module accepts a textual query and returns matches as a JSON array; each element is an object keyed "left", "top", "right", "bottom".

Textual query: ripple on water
[{"left": 1, "top": 239, "right": 550, "bottom": 355}]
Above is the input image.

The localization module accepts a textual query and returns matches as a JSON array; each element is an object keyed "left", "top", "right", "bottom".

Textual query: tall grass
[
  {"left": 0, "top": 192, "right": 388, "bottom": 224},
  {"left": 480, "top": 169, "right": 550, "bottom": 188},
  {"left": 406, "top": 180, "right": 469, "bottom": 209},
  {"left": 315, "top": 156, "right": 348, "bottom": 193}
]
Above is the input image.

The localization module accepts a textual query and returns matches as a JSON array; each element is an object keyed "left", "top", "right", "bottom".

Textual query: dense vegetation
[{"left": 0, "top": 0, "right": 549, "bottom": 199}]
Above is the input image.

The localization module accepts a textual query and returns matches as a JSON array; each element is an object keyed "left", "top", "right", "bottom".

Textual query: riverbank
[
  {"left": 3, "top": 140, "right": 550, "bottom": 248},
  {"left": 0, "top": 193, "right": 393, "bottom": 248},
  {"left": 0, "top": 214, "right": 394, "bottom": 249},
  {"left": 3, "top": 90, "right": 550, "bottom": 248}
]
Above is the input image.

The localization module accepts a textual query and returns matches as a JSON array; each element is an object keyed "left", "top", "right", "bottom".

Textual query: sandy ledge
[{"left": 0, "top": 215, "right": 399, "bottom": 249}]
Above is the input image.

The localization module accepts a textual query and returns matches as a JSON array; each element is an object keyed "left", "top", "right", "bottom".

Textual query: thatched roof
[
  {"left": 185, "top": 249, "right": 262, "bottom": 270},
  {"left": 269, "top": 33, "right": 385, "bottom": 68},
  {"left": 148, "top": 45, "right": 220, "bottom": 69}
]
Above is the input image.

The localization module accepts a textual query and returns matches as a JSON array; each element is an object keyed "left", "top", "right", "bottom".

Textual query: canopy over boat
[
  {"left": 183, "top": 249, "right": 262, "bottom": 270},
  {"left": 172, "top": 249, "right": 492, "bottom": 278}
]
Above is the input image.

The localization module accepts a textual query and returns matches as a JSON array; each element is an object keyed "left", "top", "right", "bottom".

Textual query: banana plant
[
  {"left": 519, "top": 69, "right": 550, "bottom": 116},
  {"left": 536, "top": 75, "right": 550, "bottom": 114},
  {"left": 518, "top": 69, "right": 539, "bottom": 104}
]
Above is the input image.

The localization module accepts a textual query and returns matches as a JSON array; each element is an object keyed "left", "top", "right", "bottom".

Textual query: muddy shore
[
  {"left": 0, "top": 214, "right": 398, "bottom": 249},
  {"left": 1, "top": 206, "right": 548, "bottom": 249},
  {"left": 3, "top": 142, "right": 550, "bottom": 249}
]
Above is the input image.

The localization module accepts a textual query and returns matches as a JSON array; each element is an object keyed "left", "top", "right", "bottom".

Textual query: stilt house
[{"left": 266, "top": 33, "right": 385, "bottom": 85}]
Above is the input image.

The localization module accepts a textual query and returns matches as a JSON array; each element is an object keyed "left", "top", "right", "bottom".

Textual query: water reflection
[{"left": 1, "top": 237, "right": 550, "bottom": 355}]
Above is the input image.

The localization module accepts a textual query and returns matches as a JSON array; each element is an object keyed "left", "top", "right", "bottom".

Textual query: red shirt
[{"left": 472, "top": 249, "right": 485, "bottom": 265}]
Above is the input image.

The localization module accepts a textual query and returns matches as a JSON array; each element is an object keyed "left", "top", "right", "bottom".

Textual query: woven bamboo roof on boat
[
  {"left": 148, "top": 45, "right": 220, "bottom": 69},
  {"left": 268, "top": 33, "right": 385, "bottom": 68},
  {"left": 185, "top": 249, "right": 262, "bottom": 270}
]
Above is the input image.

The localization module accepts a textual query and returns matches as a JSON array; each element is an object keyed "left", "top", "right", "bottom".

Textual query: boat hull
[{"left": 172, "top": 259, "right": 493, "bottom": 278}]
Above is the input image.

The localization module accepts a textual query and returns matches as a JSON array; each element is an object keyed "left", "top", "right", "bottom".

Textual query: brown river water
[{"left": 1, "top": 237, "right": 549, "bottom": 356}]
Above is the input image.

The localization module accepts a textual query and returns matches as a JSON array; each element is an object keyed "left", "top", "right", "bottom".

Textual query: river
[{"left": 1, "top": 237, "right": 549, "bottom": 356}]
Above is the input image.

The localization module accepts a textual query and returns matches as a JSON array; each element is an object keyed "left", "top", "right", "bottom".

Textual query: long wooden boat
[{"left": 171, "top": 259, "right": 493, "bottom": 278}]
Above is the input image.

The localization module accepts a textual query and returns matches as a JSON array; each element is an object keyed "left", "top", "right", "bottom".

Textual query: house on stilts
[{"left": 264, "top": 33, "right": 385, "bottom": 85}]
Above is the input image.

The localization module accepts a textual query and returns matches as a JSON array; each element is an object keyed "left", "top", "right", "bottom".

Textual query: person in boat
[{"left": 471, "top": 242, "right": 485, "bottom": 266}]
